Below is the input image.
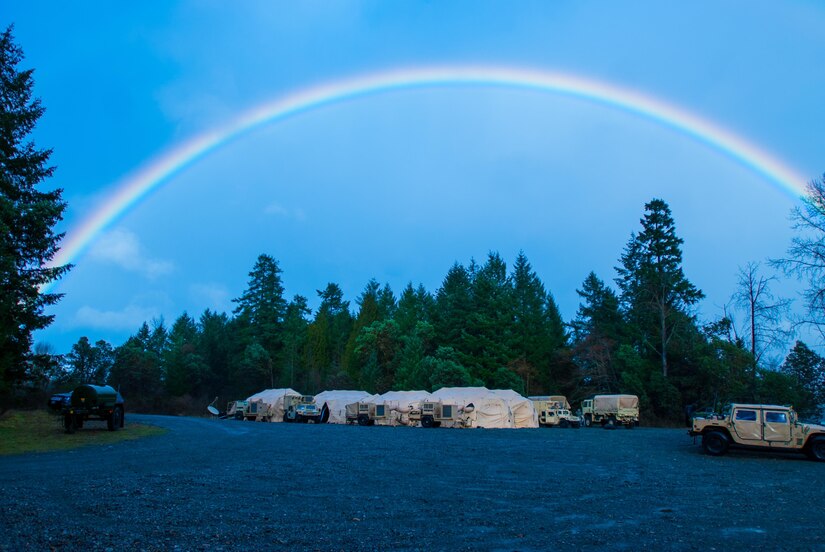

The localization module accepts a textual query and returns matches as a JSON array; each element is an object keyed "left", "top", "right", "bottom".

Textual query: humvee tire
[
  {"left": 701, "top": 431, "right": 729, "bottom": 456},
  {"left": 584, "top": 415, "right": 592, "bottom": 428},
  {"left": 806, "top": 436, "right": 825, "bottom": 462},
  {"left": 559, "top": 419, "right": 570, "bottom": 429},
  {"left": 357, "top": 414, "right": 371, "bottom": 426},
  {"left": 421, "top": 415, "right": 435, "bottom": 428}
]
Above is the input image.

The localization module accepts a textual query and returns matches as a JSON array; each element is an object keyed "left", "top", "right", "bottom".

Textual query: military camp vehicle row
[{"left": 226, "top": 394, "right": 323, "bottom": 423}]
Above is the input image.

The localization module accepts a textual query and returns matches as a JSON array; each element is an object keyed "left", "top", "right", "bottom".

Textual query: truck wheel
[
  {"left": 107, "top": 407, "right": 122, "bottom": 431},
  {"left": 357, "top": 414, "right": 370, "bottom": 426},
  {"left": 63, "top": 414, "right": 76, "bottom": 434},
  {"left": 559, "top": 419, "right": 570, "bottom": 429},
  {"left": 421, "top": 416, "right": 435, "bottom": 428},
  {"left": 701, "top": 431, "right": 729, "bottom": 456},
  {"left": 584, "top": 415, "right": 592, "bottom": 428},
  {"left": 806, "top": 436, "right": 825, "bottom": 462}
]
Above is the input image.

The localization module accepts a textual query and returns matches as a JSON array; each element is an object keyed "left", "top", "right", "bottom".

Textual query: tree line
[
  {"left": 1, "top": 26, "right": 824, "bottom": 421},
  {"left": 49, "top": 197, "right": 825, "bottom": 421}
]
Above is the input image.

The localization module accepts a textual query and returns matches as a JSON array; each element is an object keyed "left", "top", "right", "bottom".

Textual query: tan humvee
[
  {"left": 243, "top": 399, "right": 271, "bottom": 422},
  {"left": 529, "top": 395, "right": 581, "bottom": 428},
  {"left": 689, "top": 403, "right": 825, "bottom": 461}
]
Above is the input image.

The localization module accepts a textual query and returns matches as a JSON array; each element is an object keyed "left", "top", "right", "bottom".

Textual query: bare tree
[
  {"left": 733, "top": 262, "right": 792, "bottom": 368},
  {"left": 774, "top": 175, "right": 825, "bottom": 343}
]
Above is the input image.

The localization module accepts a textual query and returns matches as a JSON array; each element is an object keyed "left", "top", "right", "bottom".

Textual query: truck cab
[{"left": 690, "top": 403, "right": 825, "bottom": 461}]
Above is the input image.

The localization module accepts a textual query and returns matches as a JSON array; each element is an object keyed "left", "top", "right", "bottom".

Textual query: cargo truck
[{"left": 581, "top": 394, "right": 639, "bottom": 428}]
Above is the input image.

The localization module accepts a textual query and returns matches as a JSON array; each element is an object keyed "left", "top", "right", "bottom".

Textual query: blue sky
[{"left": 5, "top": 1, "right": 825, "bottom": 355}]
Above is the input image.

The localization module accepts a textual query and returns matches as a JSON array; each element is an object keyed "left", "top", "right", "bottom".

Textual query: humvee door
[
  {"left": 763, "top": 410, "right": 792, "bottom": 443},
  {"left": 732, "top": 408, "right": 762, "bottom": 441}
]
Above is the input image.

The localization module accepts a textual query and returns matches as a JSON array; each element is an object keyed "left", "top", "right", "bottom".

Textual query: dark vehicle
[
  {"left": 60, "top": 384, "right": 125, "bottom": 434},
  {"left": 47, "top": 392, "right": 72, "bottom": 413}
]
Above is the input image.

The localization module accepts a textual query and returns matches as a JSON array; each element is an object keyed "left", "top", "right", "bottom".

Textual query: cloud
[
  {"left": 190, "top": 283, "right": 233, "bottom": 313},
  {"left": 88, "top": 229, "right": 174, "bottom": 279},
  {"left": 264, "top": 202, "right": 306, "bottom": 221},
  {"left": 72, "top": 305, "right": 161, "bottom": 331}
]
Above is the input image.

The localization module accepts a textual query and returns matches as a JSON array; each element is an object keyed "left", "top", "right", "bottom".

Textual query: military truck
[
  {"left": 243, "top": 399, "right": 271, "bottom": 422},
  {"left": 529, "top": 395, "right": 581, "bottom": 428},
  {"left": 354, "top": 401, "right": 383, "bottom": 426},
  {"left": 411, "top": 400, "right": 473, "bottom": 428},
  {"left": 581, "top": 394, "right": 639, "bottom": 428},
  {"left": 689, "top": 403, "right": 825, "bottom": 461},
  {"left": 226, "top": 400, "right": 249, "bottom": 420},
  {"left": 60, "top": 384, "right": 125, "bottom": 434},
  {"left": 283, "top": 395, "right": 321, "bottom": 423}
]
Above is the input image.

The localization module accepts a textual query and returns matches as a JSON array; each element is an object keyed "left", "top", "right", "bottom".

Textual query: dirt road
[{"left": 1, "top": 415, "right": 823, "bottom": 551}]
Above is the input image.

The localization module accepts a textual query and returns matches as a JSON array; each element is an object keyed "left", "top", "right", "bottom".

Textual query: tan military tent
[
  {"left": 313, "top": 390, "right": 372, "bottom": 424},
  {"left": 246, "top": 388, "right": 301, "bottom": 422},
  {"left": 430, "top": 387, "right": 511, "bottom": 428},
  {"left": 490, "top": 389, "right": 539, "bottom": 428}
]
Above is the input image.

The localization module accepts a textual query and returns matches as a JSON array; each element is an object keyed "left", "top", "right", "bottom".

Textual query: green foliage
[
  {"left": 65, "top": 337, "right": 114, "bottom": 386},
  {"left": 0, "top": 27, "right": 70, "bottom": 407}
]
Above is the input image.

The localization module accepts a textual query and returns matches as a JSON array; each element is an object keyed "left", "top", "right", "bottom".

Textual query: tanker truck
[{"left": 60, "top": 384, "right": 125, "bottom": 434}]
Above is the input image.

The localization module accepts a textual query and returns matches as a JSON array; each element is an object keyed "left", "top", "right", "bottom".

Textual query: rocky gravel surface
[{"left": 1, "top": 415, "right": 824, "bottom": 551}]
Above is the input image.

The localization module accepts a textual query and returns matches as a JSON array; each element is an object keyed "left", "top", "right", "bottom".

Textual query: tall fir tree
[
  {"left": 616, "top": 199, "right": 704, "bottom": 378},
  {"left": 0, "top": 27, "right": 70, "bottom": 406}
]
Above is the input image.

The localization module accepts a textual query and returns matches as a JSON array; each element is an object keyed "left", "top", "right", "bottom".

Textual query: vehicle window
[
  {"left": 735, "top": 410, "right": 757, "bottom": 421},
  {"left": 765, "top": 411, "right": 788, "bottom": 424}
]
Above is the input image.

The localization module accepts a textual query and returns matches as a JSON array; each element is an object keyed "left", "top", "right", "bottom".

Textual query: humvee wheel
[
  {"left": 421, "top": 416, "right": 435, "bottom": 428},
  {"left": 107, "top": 407, "right": 122, "bottom": 431},
  {"left": 701, "top": 431, "right": 729, "bottom": 456},
  {"left": 584, "top": 415, "right": 592, "bottom": 428},
  {"left": 807, "top": 436, "right": 825, "bottom": 462},
  {"left": 357, "top": 414, "right": 370, "bottom": 426},
  {"left": 559, "top": 419, "right": 570, "bottom": 429}
]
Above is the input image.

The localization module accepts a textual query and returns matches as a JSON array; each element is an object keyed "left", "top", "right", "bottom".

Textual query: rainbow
[{"left": 50, "top": 65, "right": 809, "bottom": 280}]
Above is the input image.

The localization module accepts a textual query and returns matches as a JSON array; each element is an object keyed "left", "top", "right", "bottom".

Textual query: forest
[{"left": 33, "top": 197, "right": 825, "bottom": 423}]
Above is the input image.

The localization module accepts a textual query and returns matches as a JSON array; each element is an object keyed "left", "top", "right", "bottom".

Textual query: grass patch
[{"left": 0, "top": 410, "right": 166, "bottom": 456}]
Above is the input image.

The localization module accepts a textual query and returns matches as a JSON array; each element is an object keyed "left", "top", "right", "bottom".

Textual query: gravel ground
[{"left": 1, "top": 415, "right": 824, "bottom": 551}]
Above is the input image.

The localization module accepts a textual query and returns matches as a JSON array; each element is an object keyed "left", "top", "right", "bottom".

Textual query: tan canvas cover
[
  {"left": 246, "top": 388, "right": 301, "bottom": 422},
  {"left": 490, "top": 389, "right": 539, "bottom": 428},
  {"left": 431, "top": 387, "right": 512, "bottom": 428},
  {"left": 313, "top": 390, "right": 372, "bottom": 424},
  {"left": 594, "top": 394, "right": 639, "bottom": 412}
]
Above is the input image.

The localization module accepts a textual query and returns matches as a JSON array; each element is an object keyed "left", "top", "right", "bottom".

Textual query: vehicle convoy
[
  {"left": 284, "top": 395, "right": 322, "bottom": 423},
  {"left": 56, "top": 384, "right": 125, "bottom": 434},
  {"left": 529, "top": 395, "right": 581, "bottom": 428},
  {"left": 689, "top": 403, "right": 825, "bottom": 461},
  {"left": 581, "top": 394, "right": 639, "bottom": 428}
]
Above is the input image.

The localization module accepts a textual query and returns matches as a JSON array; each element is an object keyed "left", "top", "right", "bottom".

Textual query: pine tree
[
  {"left": 616, "top": 199, "right": 704, "bottom": 378},
  {"left": 0, "top": 27, "right": 70, "bottom": 406},
  {"left": 164, "top": 313, "right": 206, "bottom": 397},
  {"left": 65, "top": 337, "right": 114, "bottom": 385}
]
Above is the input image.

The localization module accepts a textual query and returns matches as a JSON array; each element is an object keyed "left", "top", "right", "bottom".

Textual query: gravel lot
[{"left": 1, "top": 414, "right": 824, "bottom": 551}]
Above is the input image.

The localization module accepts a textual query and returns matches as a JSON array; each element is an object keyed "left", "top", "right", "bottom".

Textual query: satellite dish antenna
[{"left": 207, "top": 396, "right": 220, "bottom": 416}]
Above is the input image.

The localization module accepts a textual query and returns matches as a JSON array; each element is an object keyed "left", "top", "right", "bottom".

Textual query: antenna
[{"left": 207, "top": 396, "right": 219, "bottom": 416}]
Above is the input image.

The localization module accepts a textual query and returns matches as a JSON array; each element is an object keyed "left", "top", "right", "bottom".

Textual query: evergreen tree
[
  {"left": 781, "top": 341, "right": 825, "bottom": 416},
  {"left": 571, "top": 272, "right": 624, "bottom": 392},
  {"left": 306, "top": 283, "right": 352, "bottom": 391},
  {"left": 509, "top": 251, "right": 566, "bottom": 394},
  {"left": 65, "top": 337, "right": 114, "bottom": 385},
  {"left": 164, "top": 313, "right": 206, "bottom": 397},
  {"left": 616, "top": 199, "right": 704, "bottom": 378},
  {"left": 463, "top": 252, "right": 514, "bottom": 383},
  {"left": 197, "top": 309, "right": 232, "bottom": 399},
  {"left": 233, "top": 254, "right": 287, "bottom": 370},
  {"left": 433, "top": 263, "right": 473, "bottom": 353},
  {"left": 109, "top": 322, "right": 165, "bottom": 402},
  {"left": 0, "top": 27, "right": 70, "bottom": 406},
  {"left": 282, "top": 295, "right": 310, "bottom": 389},
  {"left": 395, "top": 283, "right": 435, "bottom": 335}
]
